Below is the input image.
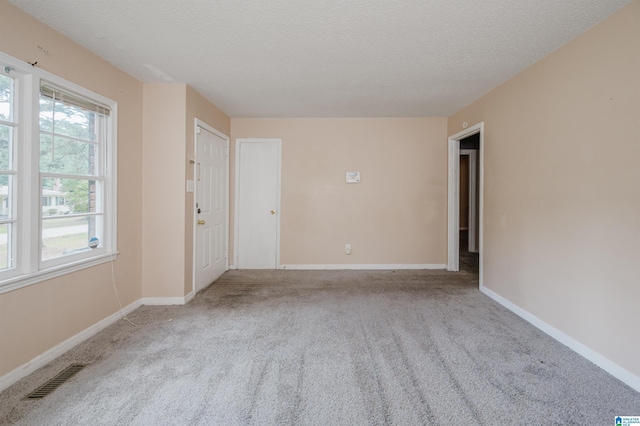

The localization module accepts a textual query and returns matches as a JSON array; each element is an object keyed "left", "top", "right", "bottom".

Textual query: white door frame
[
  {"left": 447, "top": 122, "right": 484, "bottom": 286},
  {"left": 233, "top": 138, "right": 282, "bottom": 269},
  {"left": 192, "top": 118, "right": 229, "bottom": 295},
  {"left": 460, "top": 149, "right": 478, "bottom": 253}
]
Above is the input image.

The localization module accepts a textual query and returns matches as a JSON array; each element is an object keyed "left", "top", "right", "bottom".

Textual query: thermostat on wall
[{"left": 346, "top": 171, "right": 360, "bottom": 183}]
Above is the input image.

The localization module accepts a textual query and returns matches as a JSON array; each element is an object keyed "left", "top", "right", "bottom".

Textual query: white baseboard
[
  {"left": 140, "top": 296, "right": 190, "bottom": 305},
  {"left": 228, "top": 264, "right": 237, "bottom": 270},
  {"left": 480, "top": 285, "right": 640, "bottom": 393},
  {"left": 279, "top": 264, "right": 446, "bottom": 270},
  {"left": 0, "top": 299, "right": 142, "bottom": 393},
  {"left": 184, "top": 290, "right": 195, "bottom": 304}
]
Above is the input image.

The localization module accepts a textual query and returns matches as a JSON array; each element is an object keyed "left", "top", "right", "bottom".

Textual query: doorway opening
[
  {"left": 460, "top": 144, "right": 479, "bottom": 273},
  {"left": 447, "top": 123, "right": 484, "bottom": 285}
]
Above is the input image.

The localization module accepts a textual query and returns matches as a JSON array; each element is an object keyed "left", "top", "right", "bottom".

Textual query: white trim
[
  {"left": 184, "top": 290, "right": 195, "bottom": 304},
  {"left": 225, "top": 136, "right": 230, "bottom": 271},
  {"left": 192, "top": 119, "right": 230, "bottom": 296},
  {"left": 140, "top": 296, "right": 191, "bottom": 306},
  {"left": 447, "top": 122, "right": 484, "bottom": 289},
  {"left": 0, "top": 252, "right": 118, "bottom": 295},
  {"left": 479, "top": 129, "right": 484, "bottom": 287},
  {"left": 279, "top": 264, "right": 446, "bottom": 270},
  {"left": 0, "top": 298, "right": 141, "bottom": 393},
  {"left": 447, "top": 138, "right": 460, "bottom": 271},
  {"left": 234, "top": 138, "right": 282, "bottom": 269},
  {"left": 233, "top": 139, "right": 239, "bottom": 267},
  {"left": 25, "top": 73, "right": 40, "bottom": 279},
  {"left": 275, "top": 140, "right": 282, "bottom": 269},
  {"left": 229, "top": 264, "right": 237, "bottom": 270},
  {"left": 480, "top": 285, "right": 640, "bottom": 393}
]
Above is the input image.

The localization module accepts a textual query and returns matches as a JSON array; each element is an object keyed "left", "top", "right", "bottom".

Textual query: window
[
  {"left": 39, "top": 81, "right": 108, "bottom": 262},
  {"left": 0, "top": 52, "right": 117, "bottom": 293},
  {"left": 0, "top": 71, "right": 15, "bottom": 271}
]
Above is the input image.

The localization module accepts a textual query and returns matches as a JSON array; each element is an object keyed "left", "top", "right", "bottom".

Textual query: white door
[
  {"left": 236, "top": 139, "right": 280, "bottom": 269},
  {"left": 195, "top": 125, "right": 228, "bottom": 292}
]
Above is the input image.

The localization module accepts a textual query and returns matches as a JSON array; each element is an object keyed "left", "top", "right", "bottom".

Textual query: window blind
[{"left": 40, "top": 81, "right": 111, "bottom": 116}]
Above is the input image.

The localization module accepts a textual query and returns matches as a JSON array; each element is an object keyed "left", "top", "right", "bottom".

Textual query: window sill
[{"left": 0, "top": 252, "right": 119, "bottom": 295}]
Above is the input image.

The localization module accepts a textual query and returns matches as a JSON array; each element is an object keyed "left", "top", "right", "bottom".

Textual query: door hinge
[{"left": 196, "top": 126, "right": 201, "bottom": 134}]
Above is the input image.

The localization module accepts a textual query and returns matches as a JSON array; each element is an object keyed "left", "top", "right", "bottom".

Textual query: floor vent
[{"left": 24, "top": 364, "right": 86, "bottom": 399}]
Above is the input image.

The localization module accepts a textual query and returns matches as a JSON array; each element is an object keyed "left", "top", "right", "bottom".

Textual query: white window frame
[
  {"left": 0, "top": 51, "right": 118, "bottom": 295},
  {"left": 0, "top": 61, "right": 18, "bottom": 276}
]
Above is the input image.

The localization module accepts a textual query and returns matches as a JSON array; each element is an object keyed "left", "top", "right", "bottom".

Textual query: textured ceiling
[{"left": 8, "top": 0, "right": 633, "bottom": 117}]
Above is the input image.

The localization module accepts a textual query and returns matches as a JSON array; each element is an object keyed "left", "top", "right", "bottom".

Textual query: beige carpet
[{"left": 1, "top": 269, "right": 638, "bottom": 425}]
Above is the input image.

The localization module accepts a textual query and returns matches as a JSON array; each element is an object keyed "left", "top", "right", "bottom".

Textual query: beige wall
[
  {"left": 142, "top": 84, "right": 230, "bottom": 298},
  {"left": 0, "top": 0, "right": 143, "bottom": 376},
  {"left": 449, "top": 1, "right": 640, "bottom": 377},
  {"left": 184, "top": 86, "right": 230, "bottom": 295},
  {"left": 230, "top": 118, "right": 448, "bottom": 265},
  {"left": 142, "top": 83, "right": 187, "bottom": 298}
]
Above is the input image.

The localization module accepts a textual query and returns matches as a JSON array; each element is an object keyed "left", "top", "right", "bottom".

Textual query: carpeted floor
[
  {"left": 459, "top": 230, "right": 479, "bottom": 274},
  {"left": 1, "top": 268, "right": 638, "bottom": 425}
]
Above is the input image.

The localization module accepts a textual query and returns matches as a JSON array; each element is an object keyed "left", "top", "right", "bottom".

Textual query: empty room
[{"left": 0, "top": 0, "right": 639, "bottom": 424}]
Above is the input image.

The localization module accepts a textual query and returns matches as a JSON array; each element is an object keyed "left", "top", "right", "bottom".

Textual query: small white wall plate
[{"left": 346, "top": 171, "right": 360, "bottom": 183}]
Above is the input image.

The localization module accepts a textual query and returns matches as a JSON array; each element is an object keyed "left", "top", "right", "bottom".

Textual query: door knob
[
  {"left": 270, "top": 210, "right": 276, "bottom": 215},
  {"left": 198, "top": 219, "right": 206, "bottom": 225}
]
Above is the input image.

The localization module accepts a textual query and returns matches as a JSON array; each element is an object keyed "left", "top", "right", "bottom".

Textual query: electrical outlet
[{"left": 345, "top": 244, "right": 351, "bottom": 255}]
